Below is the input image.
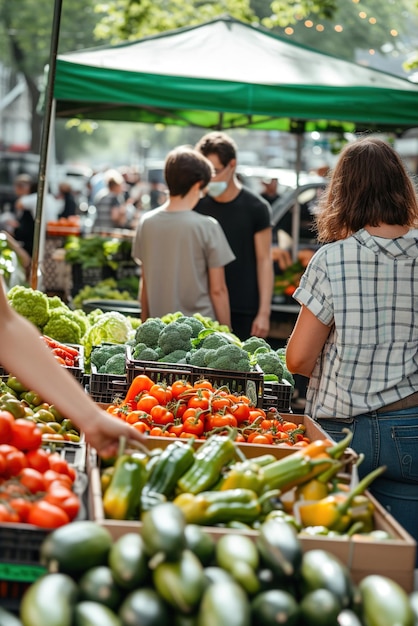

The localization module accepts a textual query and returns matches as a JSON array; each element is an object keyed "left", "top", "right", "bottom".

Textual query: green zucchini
[
  {"left": 40, "top": 521, "right": 113, "bottom": 575},
  {"left": 73, "top": 601, "right": 121, "bottom": 626},
  {"left": 153, "top": 549, "right": 205, "bottom": 614},
  {"left": 142, "top": 439, "right": 195, "bottom": 499},
  {"left": 256, "top": 518, "right": 302, "bottom": 579},
  {"left": 215, "top": 534, "right": 260, "bottom": 595},
  {"left": 337, "top": 609, "right": 364, "bottom": 626},
  {"left": 20, "top": 573, "right": 78, "bottom": 626},
  {"left": 118, "top": 588, "right": 170, "bottom": 626},
  {"left": 0, "top": 607, "right": 23, "bottom": 626},
  {"left": 251, "top": 589, "right": 300, "bottom": 626},
  {"left": 108, "top": 532, "right": 149, "bottom": 590},
  {"left": 78, "top": 566, "right": 122, "bottom": 611},
  {"left": 410, "top": 591, "right": 418, "bottom": 624},
  {"left": 359, "top": 575, "right": 414, "bottom": 626},
  {"left": 184, "top": 524, "right": 216, "bottom": 566},
  {"left": 300, "top": 549, "right": 354, "bottom": 609},
  {"left": 299, "top": 588, "right": 342, "bottom": 626},
  {"left": 197, "top": 580, "right": 251, "bottom": 626},
  {"left": 141, "top": 501, "right": 186, "bottom": 562}
]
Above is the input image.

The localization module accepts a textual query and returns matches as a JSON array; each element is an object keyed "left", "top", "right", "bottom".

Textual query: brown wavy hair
[{"left": 315, "top": 137, "right": 418, "bottom": 243}]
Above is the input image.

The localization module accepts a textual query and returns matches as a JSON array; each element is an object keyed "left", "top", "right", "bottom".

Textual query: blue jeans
[{"left": 317, "top": 407, "right": 418, "bottom": 566}]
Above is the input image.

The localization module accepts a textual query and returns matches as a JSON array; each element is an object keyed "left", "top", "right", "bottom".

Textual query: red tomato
[
  {"left": 0, "top": 502, "right": 20, "bottom": 523},
  {"left": 211, "top": 396, "right": 233, "bottom": 412},
  {"left": 27, "top": 499, "right": 70, "bottom": 528},
  {"left": 25, "top": 448, "right": 51, "bottom": 474},
  {"left": 4, "top": 448, "right": 28, "bottom": 477},
  {"left": 132, "top": 421, "right": 151, "bottom": 434},
  {"left": 171, "top": 380, "right": 193, "bottom": 399},
  {"left": 149, "top": 384, "right": 173, "bottom": 405},
  {"left": 8, "top": 496, "right": 31, "bottom": 522},
  {"left": 150, "top": 405, "right": 174, "bottom": 426},
  {"left": 43, "top": 470, "right": 73, "bottom": 490},
  {"left": 187, "top": 394, "right": 210, "bottom": 411},
  {"left": 45, "top": 483, "right": 80, "bottom": 521},
  {"left": 167, "top": 421, "right": 184, "bottom": 437},
  {"left": 207, "top": 412, "right": 237, "bottom": 430},
  {"left": 18, "top": 467, "right": 46, "bottom": 494},
  {"left": 136, "top": 394, "right": 159, "bottom": 413},
  {"left": 0, "top": 410, "right": 14, "bottom": 445},
  {"left": 0, "top": 453, "right": 7, "bottom": 477},
  {"left": 125, "top": 410, "right": 150, "bottom": 425},
  {"left": 193, "top": 380, "right": 214, "bottom": 391},
  {"left": 230, "top": 402, "right": 251, "bottom": 424},
  {"left": 182, "top": 416, "right": 205, "bottom": 437},
  {"left": 48, "top": 453, "right": 73, "bottom": 479},
  {"left": 10, "top": 419, "right": 42, "bottom": 451}
]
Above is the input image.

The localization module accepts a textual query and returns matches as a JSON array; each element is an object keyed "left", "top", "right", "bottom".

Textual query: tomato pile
[
  {"left": 0, "top": 409, "right": 80, "bottom": 527},
  {"left": 107, "top": 375, "right": 311, "bottom": 446},
  {"left": 40, "top": 335, "right": 80, "bottom": 367}
]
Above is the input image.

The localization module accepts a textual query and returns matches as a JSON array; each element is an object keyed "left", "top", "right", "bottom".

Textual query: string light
[
  {"left": 316, "top": 24, "right": 325, "bottom": 31},
  {"left": 359, "top": 12, "right": 367, "bottom": 18},
  {"left": 369, "top": 17, "right": 377, "bottom": 24},
  {"left": 390, "top": 29, "right": 398, "bottom": 36},
  {"left": 285, "top": 27, "right": 294, "bottom": 35},
  {"left": 369, "top": 49, "right": 375, "bottom": 54},
  {"left": 304, "top": 20, "right": 313, "bottom": 28},
  {"left": 334, "top": 25, "right": 343, "bottom": 32}
]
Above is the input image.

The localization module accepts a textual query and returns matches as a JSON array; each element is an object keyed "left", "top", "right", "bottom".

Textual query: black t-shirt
[{"left": 195, "top": 188, "right": 272, "bottom": 315}]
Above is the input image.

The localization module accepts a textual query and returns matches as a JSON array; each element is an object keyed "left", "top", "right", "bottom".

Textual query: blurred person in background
[
  {"left": 92, "top": 169, "right": 128, "bottom": 232},
  {"left": 57, "top": 182, "right": 77, "bottom": 219},
  {"left": 195, "top": 131, "right": 273, "bottom": 340},
  {"left": 260, "top": 177, "right": 280, "bottom": 206}
]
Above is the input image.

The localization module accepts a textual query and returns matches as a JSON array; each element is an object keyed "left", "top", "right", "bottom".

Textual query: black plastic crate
[
  {"left": 88, "top": 367, "right": 129, "bottom": 404},
  {"left": 126, "top": 348, "right": 194, "bottom": 387},
  {"left": 262, "top": 379, "right": 293, "bottom": 413},
  {"left": 191, "top": 365, "right": 264, "bottom": 407}
]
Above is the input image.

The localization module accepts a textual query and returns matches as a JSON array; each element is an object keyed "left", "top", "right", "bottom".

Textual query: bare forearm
[{"left": 210, "top": 288, "right": 231, "bottom": 328}]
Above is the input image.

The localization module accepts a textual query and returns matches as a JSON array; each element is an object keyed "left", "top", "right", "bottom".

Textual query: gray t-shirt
[{"left": 132, "top": 208, "right": 235, "bottom": 319}]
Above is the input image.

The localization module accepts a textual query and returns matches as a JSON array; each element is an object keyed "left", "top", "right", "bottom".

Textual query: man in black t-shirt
[{"left": 195, "top": 132, "right": 273, "bottom": 341}]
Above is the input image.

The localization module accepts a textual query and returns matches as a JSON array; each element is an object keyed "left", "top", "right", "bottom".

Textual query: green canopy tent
[{"left": 53, "top": 15, "right": 418, "bottom": 134}]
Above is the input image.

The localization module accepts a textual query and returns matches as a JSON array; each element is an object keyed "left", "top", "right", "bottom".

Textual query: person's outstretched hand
[{"left": 82, "top": 405, "right": 147, "bottom": 459}]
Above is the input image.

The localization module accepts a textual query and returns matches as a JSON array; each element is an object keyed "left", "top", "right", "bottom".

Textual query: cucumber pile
[{"left": 8, "top": 506, "right": 418, "bottom": 626}]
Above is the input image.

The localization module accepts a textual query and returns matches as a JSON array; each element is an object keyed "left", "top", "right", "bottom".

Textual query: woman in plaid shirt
[{"left": 286, "top": 137, "right": 418, "bottom": 556}]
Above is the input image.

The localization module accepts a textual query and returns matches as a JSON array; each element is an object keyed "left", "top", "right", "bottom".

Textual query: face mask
[{"left": 207, "top": 181, "right": 227, "bottom": 198}]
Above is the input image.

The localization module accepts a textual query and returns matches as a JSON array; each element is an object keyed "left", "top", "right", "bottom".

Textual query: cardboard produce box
[{"left": 87, "top": 439, "right": 416, "bottom": 592}]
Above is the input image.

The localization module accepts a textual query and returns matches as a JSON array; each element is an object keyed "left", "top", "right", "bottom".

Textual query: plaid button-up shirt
[{"left": 293, "top": 228, "right": 418, "bottom": 419}]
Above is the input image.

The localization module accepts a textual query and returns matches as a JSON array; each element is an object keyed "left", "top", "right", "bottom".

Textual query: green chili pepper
[
  {"left": 143, "top": 438, "right": 195, "bottom": 499},
  {"left": 21, "top": 390, "right": 44, "bottom": 407},
  {"left": 6, "top": 376, "right": 28, "bottom": 394},
  {"left": 103, "top": 453, "right": 148, "bottom": 520},
  {"left": 173, "top": 488, "right": 261, "bottom": 525},
  {"left": 177, "top": 431, "right": 237, "bottom": 495}
]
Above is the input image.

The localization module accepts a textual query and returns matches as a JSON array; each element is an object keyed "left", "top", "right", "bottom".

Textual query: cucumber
[
  {"left": 78, "top": 566, "right": 122, "bottom": 611},
  {"left": 300, "top": 549, "right": 354, "bottom": 609},
  {"left": 40, "top": 521, "right": 112, "bottom": 575},
  {"left": 203, "top": 566, "right": 235, "bottom": 588},
  {"left": 216, "top": 534, "right": 260, "bottom": 595},
  {"left": 251, "top": 589, "right": 300, "bottom": 626},
  {"left": 141, "top": 501, "right": 186, "bottom": 562},
  {"left": 0, "top": 607, "right": 23, "bottom": 626},
  {"left": 73, "top": 601, "right": 121, "bottom": 626},
  {"left": 20, "top": 573, "right": 78, "bottom": 626},
  {"left": 108, "top": 532, "right": 149, "bottom": 590},
  {"left": 153, "top": 549, "right": 205, "bottom": 614},
  {"left": 256, "top": 518, "right": 302, "bottom": 579},
  {"left": 359, "top": 575, "right": 414, "bottom": 626},
  {"left": 299, "top": 588, "right": 342, "bottom": 626},
  {"left": 118, "top": 588, "right": 170, "bottom": 626},
  {"left": 197, "top": 580, "right": 251, "bottom": 626}
]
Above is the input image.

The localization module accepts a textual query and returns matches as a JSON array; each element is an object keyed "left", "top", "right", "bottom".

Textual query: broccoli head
[
  {"left": 242, "top": 336, "right": 271, "bottom": 354},
  {"left": 256, "top": 351, "right": 284, "bottom": 380},
  {"left": 133, "top": 343, "right": 160, "bottom": 362},
  {"left": 134, "top": 318, "right": 165, "bottom": 348},
  {"left": 158, "top": 321, "right": 193, "bottom": 355},
  {"left": 175, "top": 316, "right": 206, "bottom": 338},
  {"left": 282, "top": 369, "right": 295, "bottom": 389},
  {"left": 200, "top": 333, "right": 230, "bottom": 351},
  {"left": 159, "top": 350, "right": 189, "bottom": 364},
  {"left": 204, "top": 344, "right": 252, "bottom": 372},
  {"left": 103, "top": 353, "right": 126, "bottom": 375},
  {"left": 48, "top": 295, "right": 66, "bottom": 310},
  {"left": 188, "top": 348, "right": 210, "bottom": 368},
  {"left": 8, "top": 285, "right": 50, "bottom": 329},
  {"left": 43, "top": 309, "right": 82, "bottom": 344}
]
